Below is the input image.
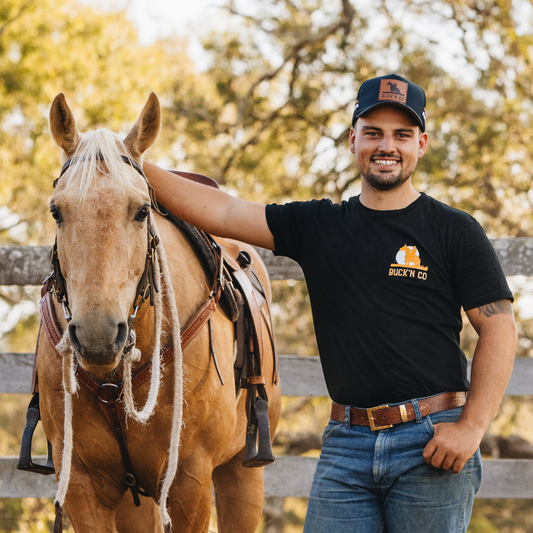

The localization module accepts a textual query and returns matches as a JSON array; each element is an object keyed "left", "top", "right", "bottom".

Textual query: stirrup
[
  {"left": 243, "top": 397, "right": 275, "bottom": 468},
  {"left": 17, "top": 393, "right": 55, "bottom": 475}
]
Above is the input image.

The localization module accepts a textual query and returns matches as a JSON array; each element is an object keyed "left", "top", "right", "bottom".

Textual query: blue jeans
[{"left": 304, "top": 401, "right": 482, "bottom": 533}]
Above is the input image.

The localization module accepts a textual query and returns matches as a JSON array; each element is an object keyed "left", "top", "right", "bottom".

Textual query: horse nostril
[
  {"left": 114, "top": 321, "right": 128, "bottom": 353},
  {"left": 68, "top": 323, "right": 83, "bottom": 355}
]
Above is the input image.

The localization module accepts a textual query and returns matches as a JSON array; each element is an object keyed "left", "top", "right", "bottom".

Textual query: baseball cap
[{"left": 352, "top": 74, "right": 426, "bottom": 131}]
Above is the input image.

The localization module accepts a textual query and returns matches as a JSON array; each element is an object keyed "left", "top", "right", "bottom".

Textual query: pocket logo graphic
[{"left": 389, "top": 245, "right": 428, "bottom": 280}]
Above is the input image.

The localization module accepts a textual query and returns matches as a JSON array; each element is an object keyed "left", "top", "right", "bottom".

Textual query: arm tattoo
[{"left": 478, "top": 299, "right": 513, "bottom": 318}]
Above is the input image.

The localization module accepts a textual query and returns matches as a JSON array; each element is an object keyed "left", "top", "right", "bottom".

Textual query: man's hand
[{"left": 422, "top": 420, "right": 484, "bottom": 474}]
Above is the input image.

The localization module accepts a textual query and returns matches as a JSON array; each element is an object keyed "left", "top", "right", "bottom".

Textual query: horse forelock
[{"left": 61, "top": 128, "right": 148, "bottom": 202}]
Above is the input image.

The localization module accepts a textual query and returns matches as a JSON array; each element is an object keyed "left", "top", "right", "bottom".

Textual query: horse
[{"left": 35, "top": 92, "right": 281, "bottom": 532}]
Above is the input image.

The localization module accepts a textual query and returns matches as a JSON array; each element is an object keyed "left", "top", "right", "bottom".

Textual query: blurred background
[{"left": 1, "top": 0, "right": 533, "bottom": 530}]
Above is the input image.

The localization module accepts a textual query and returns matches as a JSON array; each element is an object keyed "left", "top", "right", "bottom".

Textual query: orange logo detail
[
  {"left": 379, "top": 79, "right": 408, "bottom": 104},
  {"left": 389, "top": 245, "right": 428, "bottom": 280}
]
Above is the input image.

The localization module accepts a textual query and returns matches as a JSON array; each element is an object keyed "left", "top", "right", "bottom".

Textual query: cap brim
[{"left": 354, "top": 101, "right": 425, "bottom": 131}]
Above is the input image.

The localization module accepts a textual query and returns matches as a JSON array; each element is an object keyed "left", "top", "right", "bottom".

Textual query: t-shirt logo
[
  {"left": 379, "top": 79, "right": 408, "bottom": 103},
  {"left": 389, "top": 245, "right": 428, "bottom": 280}
]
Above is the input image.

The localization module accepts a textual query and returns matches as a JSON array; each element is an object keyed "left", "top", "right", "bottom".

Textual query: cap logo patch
[{"left": 378, "top": 79, "right": 408, "bottom": 103}]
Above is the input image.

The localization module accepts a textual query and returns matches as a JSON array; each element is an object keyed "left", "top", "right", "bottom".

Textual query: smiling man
[{"left": 143, "top": 73, "right": 517, "bottom": 532}]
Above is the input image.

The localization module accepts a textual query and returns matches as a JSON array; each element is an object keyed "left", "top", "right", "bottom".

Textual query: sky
[{"left": 124, "top": 0, "right": 228, "bottom": 45}]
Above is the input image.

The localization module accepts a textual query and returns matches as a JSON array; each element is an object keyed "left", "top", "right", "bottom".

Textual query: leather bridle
[{"left": 49, "top": 154, "right": 161, "bottom": 354}]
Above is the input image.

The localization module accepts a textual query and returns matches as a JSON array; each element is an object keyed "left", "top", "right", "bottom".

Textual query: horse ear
[
  {"left": 124, "top": 92, "right": 162, "bottom": 160},
  {"left": 49, "top": 93, "right": 80, "bottom": 159}
]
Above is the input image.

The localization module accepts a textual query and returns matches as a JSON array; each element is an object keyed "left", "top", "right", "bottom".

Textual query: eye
[
  {"left": 50, "top": 206, "right": 62, "bottom": 223},
  {"left": 135, "top": 205, "right": 150, "bottom": 222}
]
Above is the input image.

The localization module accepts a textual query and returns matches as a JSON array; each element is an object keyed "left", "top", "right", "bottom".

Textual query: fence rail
[
  {"left": 1, "top": 241, "right": 533, "bottom": 500},
  {"left": 1, "top": 238, "right": 533, "bottom": 285}
]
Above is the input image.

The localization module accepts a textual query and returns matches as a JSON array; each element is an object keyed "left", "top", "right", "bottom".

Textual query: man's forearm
[
  {"left": 143, "top": 161, "right": 236, "bottom": 234},
  {"left": 143, "top": 161, "right": 274, "bottom": 249},
  {"left": 460, "top": 301, "right": 517, "bottom": 432},
  {"left": 423, "top": 300, "right": 517, "bottom": 473}
]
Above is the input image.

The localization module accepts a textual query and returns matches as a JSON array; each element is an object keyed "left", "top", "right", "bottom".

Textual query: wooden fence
[{"left": 1, "top": 239, "right": 533, "bottom": 500}]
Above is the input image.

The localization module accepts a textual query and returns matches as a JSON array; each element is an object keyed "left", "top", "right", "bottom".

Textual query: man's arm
[
  {"left": 143, "top": 161, "right": 275, "bottom": 250},
  {"left": 422, "top": 299, "right": 517, "bottom": 473}
]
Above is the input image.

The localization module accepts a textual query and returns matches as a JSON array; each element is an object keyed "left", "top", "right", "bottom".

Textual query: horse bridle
[{"left": 49, "top": 154, "right": 160, "bottom": 354}]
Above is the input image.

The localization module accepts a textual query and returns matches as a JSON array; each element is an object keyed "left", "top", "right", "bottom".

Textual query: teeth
[{"left": 374, "top": 159, "right": 398, "bottom": 166}]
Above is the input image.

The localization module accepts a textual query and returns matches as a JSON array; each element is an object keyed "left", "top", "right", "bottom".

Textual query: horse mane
[{"left": 64, "top": 128, "right": 146, "bottom": 200}]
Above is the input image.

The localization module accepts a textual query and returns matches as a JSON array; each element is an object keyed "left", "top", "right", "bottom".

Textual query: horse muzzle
[{"left": 68, "top": 317, "right": 129, "bottom": 370}]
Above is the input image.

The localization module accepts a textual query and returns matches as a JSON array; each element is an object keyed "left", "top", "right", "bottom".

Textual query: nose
[
  {"left": 68, "top": 318, "right": 129, "bottom": 366},
  {"left": 378, "top": 133, "right": 395, "bottom": 152}
]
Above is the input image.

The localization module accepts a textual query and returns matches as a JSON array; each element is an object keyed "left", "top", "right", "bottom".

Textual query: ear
[
  {"left": 49, "top": 93, "right": 80, "bottom": 158},
  {"left": 124, "top": 92, "right": 161, "bottom": 160}
]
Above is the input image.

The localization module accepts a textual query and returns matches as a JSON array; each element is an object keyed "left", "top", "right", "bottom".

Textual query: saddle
[{"left": 17, "top": 170, "right": 278, "bottom": 505}]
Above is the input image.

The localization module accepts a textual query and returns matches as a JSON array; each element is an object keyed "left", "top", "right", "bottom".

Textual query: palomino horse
[{"left": 35, "top": 92, "right": 281, "bottom": 532}]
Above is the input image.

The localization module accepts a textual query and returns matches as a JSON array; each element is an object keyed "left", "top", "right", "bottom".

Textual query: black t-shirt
[{"left": 266, "top": 193, "right": 513, "bottom": 408}]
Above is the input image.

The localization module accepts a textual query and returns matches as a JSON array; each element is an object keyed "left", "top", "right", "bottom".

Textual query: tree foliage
[
  {"left": 161, "top": 0, "right": 533, "bottom": 236},
  {"left": 0, "top": 0, "right": 187, "bottom": 245}
]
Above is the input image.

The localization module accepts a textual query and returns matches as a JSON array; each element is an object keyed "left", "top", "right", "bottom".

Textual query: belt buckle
[{"left": 367, "top": 405, "right": 393, "bottom": 431}]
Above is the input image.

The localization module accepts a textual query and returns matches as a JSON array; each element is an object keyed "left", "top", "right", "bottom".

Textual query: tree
[{"left": 0, "top": 0, "right": 190, "bottom": 247}]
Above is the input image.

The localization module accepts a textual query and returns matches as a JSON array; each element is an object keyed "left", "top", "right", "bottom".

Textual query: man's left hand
[{"left": 422, "top": 421, "right": 484, "bottom": 474}]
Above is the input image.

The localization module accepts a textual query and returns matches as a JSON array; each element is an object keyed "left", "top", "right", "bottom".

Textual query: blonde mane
[{"left": 63, "top": 128, "right": 146, "bottom": 200}]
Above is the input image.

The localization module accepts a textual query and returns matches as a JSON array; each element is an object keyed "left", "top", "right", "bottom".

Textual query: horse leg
[
  {"left": 62, "top": 468, "right": 121, "bottom": 533},
  {"left": 164, "top": 459, "right": 214, "bottom": 533},
  {"left": 212, "top": 448, "right": 266, "bottom": 533},
  {"left": 115, "top": 493, "right": 164, "bottom": 533}
]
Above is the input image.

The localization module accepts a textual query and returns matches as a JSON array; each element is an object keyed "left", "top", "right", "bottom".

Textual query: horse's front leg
[
  {"left": 62, "top": 451, "right": 125, "bottom": 533},
  {"left": 164, "top": 457, "right": 214, "bottom": 533},
  {"left": 115, "top": 493, "right": 164, "bottom": 533}
]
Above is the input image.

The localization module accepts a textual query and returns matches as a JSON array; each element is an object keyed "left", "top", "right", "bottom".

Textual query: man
[{"left": 144, "top": 74, "right": 517, "bottom": 532}]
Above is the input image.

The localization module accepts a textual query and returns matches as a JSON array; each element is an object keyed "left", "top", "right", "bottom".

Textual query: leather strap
[
  {"left": 31, "top": 323, "right": 42, "bottom": 394},
  {"left": 41, "top": 292, "right": 62, "bottom": 349},
  {"left": 93, "top": 385, "right": 149, "bottom": 506},
  {"left": 330, "top": 391, "right": 467, "bottom": 430},
  {"left": 232, "top": 268, "right": 264, "bottom": 367},
  {"left": 179, "top": 298, "right": 217, "bottom": 350}
]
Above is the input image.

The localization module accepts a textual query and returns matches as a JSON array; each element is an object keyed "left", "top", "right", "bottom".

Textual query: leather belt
[{"left": 331, "top": 391, "right": 467, "bottom": 431}]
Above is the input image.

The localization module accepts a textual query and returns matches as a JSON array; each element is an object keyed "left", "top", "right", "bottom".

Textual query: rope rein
[
  {"left": 54, "top": 211, "right": 184, "bottom": 528},
  {"left": 122, "top": 215, "right": 164, "bottom": 424},
  {"left": 155, "top": 229, "right": 184, "bottom": 527},
  {"left": 55, "top": 333, "right": 77, "bottom": 507}
]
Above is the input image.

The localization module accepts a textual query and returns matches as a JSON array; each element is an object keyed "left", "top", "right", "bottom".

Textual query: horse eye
[
  {"left": 135, "top": 206, "right": 150, "bottom": 222},
  {"left": 50, "top": 207, "right": 62, "bottom": 223}
]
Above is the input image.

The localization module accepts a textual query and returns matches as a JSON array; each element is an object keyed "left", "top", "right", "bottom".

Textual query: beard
[
  {"left": 359, "top": 153, "right": 417, "bottom": 191},
  {"left": 361, "top": 167, "right": 412, "bottom": 191}
]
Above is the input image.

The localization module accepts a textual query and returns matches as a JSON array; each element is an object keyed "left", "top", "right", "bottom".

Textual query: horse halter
[{"left": 49, "top": 154, "right": 160, "bottom": 351}]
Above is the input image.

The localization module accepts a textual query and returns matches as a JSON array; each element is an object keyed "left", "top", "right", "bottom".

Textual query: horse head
[{"left": 49, "top": 93, "right": 161, "bottom": 373}]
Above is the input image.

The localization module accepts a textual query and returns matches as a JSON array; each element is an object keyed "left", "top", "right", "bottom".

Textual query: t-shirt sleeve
[
  {"left": 265, "top": 201, "right": 316, "bottom": 261},
  {"left": 451, "top": 220, "right": 513, "bottom": 311}
]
